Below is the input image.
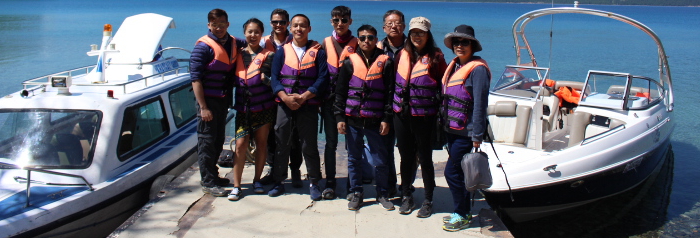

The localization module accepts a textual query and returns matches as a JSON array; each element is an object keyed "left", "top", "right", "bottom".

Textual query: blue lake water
[{"left": 1, "top": 0, "right": 699, "bottom": 236}]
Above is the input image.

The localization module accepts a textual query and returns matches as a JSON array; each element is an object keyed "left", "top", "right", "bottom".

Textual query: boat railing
[
  {"left": 20, "top": 59, "right": 190, "bottom": 95},
  {"left": 1, "top": 162, "right": 93, "bottom": 207}
]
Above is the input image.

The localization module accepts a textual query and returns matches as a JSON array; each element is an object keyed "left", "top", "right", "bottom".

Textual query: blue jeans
[
  {"left": 346, "top": 124, "right": 390, "bottom": 196},
  {"left": 445, "top": 133, "right": 474, "bottom": 218}
]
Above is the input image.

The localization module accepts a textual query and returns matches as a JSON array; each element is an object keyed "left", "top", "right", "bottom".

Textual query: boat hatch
[
  {"left": 491, "top": 66, "right": 550, "bottom": 99},
  {"left": 579, "top": 70, "right": 664, "bottom": 110}
]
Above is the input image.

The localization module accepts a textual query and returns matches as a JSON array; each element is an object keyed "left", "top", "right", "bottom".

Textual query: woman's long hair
[{"left": 403, "top": 30, "right": 441, "bottom": 66}]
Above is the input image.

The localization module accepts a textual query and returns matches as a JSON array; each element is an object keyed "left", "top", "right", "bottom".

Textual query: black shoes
[
  {"left": 416, "top": 200, "right": 433, "bottom": 218},
  {"left": 377, "top": 196, "right": 395, "bottom": 211},
  {"left": 310, "top": 183, "right": 322, "bottom": 201},
  {"left": 201, "top": 185, "right": 227, "bottom": 197},
  {"left": 348, "top": 192, "right": 363, "bottom": 210},
  {"left": 268, "top": 183, "right": 285, "bottom": 197},
  {"left": 322, "top": 180, "right": 336, "bottom": 200},
  {"left": 398, "top": 195, "right": 415, "bottom": 214},
  {"left": 291, "top": 170, "right": 303, "bottom": 188}
]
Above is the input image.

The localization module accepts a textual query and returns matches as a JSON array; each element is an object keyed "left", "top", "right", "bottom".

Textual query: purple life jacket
[
  {"left": 233, "top": 49, "right": 275, "bottom": 113},
  {"left": 393, "top": 49, "right": 442, "bottom": 116},
  {"left": 277, "top": 41, "right": 322, "bottom": 105},
  {"left": 195, "top": 35, "right": 236, "bottom": 98},
  {"left": 345, "top": 54, "right": 390, "bottom": 118},
  {"left": 440, "top": 58, "right": 489, "bottom": 130}
]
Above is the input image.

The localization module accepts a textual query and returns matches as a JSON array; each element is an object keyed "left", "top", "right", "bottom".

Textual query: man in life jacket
[
  {"left": 261, "top": 8, "right": 293, "bottom": 53},
  {"left": 319, "top": 5, "right": 358, "bottom": 200},
  {"left": 269, "top": 14, "right": 329, "bottom": 201},
  {"left": 190, "top": 9, "right": 247, "bottom": 197},
  {"left": 257, "top": 8, "right": 305, "bottom": 193},
  {"left": 334, "top": 24, "right": 395, "bottom": 211}
]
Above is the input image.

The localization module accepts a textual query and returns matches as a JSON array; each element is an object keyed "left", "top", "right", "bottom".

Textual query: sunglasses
[
  {"left": 271, "top": 20, "right": 287, "bottom": 26},
  {"left": 358, "top": 35, "right": 376, "bottom": 42},
  {"left": 332, "top": 18, "right": 349, "bottom": 24},
  {"left": 452, "top": 38, "right": 471, "bottom": 47}
]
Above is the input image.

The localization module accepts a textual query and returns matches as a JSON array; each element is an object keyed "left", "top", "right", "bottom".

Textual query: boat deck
[{"left": 110, "top": 144, "right": 512, "bottom": 238}]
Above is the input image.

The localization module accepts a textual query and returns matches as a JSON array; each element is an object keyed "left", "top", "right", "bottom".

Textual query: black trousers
[
  {"left": 394, "top": 114, "right": 436, "bottom": 200},
  {"left": 196, "top": 97, "right": 228, "bottom": 187},
  {"left": 273, "top": 104, "right": 322, "bottom": 184}
]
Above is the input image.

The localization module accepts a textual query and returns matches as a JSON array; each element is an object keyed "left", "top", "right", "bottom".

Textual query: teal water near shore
[{"left": 1, "top": 0, "right": 699, "bottom": 236}]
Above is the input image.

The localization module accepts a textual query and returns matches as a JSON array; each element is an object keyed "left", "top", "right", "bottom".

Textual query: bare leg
[
  {"left": 253, "top": 123, "right": 270, "bottom": 181},
  {"left": 233, "top": 135, "right": 249, "bottom": 188}
]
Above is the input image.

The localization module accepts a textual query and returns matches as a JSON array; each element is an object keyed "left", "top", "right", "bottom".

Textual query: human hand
[
  {"left": 282, "top": 93, "right": 301, "bottom": 110},
  {"left": 473, "top": 141, "right": 482, "bottom": 148},
  {"left": 337, "top": 122, "right": 347, "bottom": 134},
  {"left": 200, "top": 108, "right": 213, "bottom": 122},
  {"left": 379, "top": 122, "right": 390, "bottom": 136}
]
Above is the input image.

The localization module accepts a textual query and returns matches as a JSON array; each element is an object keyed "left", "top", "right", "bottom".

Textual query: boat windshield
[
  {"left": 0, "top": 110, "right": 101, "bottom": 169},
  {"left": 491, "top": 66, "right": 550, "bottom": 99},
  {"left": 579, "top": 70, "right": 664, "bottom": 110}
]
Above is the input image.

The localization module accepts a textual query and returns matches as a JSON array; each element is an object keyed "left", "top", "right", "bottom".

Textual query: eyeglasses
[
  {"left": 409, "top": 31, "right": 427, "bottom": 37},
  {"left": 209, "top": 23, "right": 228, "bottom": 29},
  {"left": 358, "top": 35, "right": 376, "bottom": 42},
  {"left": 332, "top": 18, "right": 349, "bottom": 24},
  {"left": 452, "top": 38, "right": 471, "bottom": 47},
  {"left": 271, "top": 20, "right": 287, "bottom": 26},
  {"left": 384, "top": 22, "right": 403, "bottom": 28}
]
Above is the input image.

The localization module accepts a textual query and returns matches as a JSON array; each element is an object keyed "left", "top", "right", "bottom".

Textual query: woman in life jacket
[
  {"left": 439, "top": 25, "right": 490, "bottom": 231},
  {"left": 393, "top": 16, "right": 447, "bottom": 218},
  {"left": 228, "top": 18, "right": 276, "bottom": 201}
]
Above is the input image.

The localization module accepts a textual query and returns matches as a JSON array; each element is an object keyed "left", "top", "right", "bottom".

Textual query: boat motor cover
[{"left": 461, "top": 148, "right": 492, "bottom": 192}]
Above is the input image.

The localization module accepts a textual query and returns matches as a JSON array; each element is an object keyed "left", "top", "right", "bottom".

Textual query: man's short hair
[
  {"left": 382, "top": 9, "right": 404, "bottom": 24},
  {"left": 270, "top": 8, "right": 289, "bottom": 21},
  {"left": 331, "top": 6, "right": 351, "bottom": 18},
  {"left": 291, "top": 14, "right": 311, "bottom": 26},
  {"left": 208, "top": 8, "right": 228, "bottom": 22},
  {"left": 357, "top": 25, "right": 377, "bottom": 36}
]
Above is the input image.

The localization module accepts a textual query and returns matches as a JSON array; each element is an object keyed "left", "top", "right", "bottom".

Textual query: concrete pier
[{"left": 112, "top": 144, "right": 512, "bottom": 238}]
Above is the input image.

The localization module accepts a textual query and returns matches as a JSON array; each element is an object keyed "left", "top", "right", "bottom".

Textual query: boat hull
[{"left": 483, "top": 138, "right": 672, "bottom": 222}]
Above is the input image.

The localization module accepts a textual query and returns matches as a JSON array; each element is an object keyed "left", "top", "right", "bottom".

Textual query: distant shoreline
[{"left": 364, "top": 0, "right": 700, "bottom": 7}]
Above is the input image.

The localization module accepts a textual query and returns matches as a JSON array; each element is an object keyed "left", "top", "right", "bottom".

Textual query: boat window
[
  {"left": 117, "top": 98, "right": 169, "bottom": 161},
  {"left": 0, "top": 110, "right": 101, "bottom": 169},
  {"left": 579, "top": 71, "right": 663, "bottom": 110},
  {"left": 168, "top": 84, "right": 197, "bottom": 128},
  {"left": 491, "top": 66, "right": 550, "bottom": 98}
]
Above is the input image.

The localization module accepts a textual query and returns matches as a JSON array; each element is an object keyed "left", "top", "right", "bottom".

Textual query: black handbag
[
  {"left": 217, "top": 149, "right": 234, "bottom": 167},
  {"left": 461, "top": 147, "right": 492, "bottom": 192}
]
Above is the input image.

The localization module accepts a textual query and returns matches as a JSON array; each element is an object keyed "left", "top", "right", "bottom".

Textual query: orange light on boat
[{"left": 104, "top": 24, "right": 112, "bottom": 32}]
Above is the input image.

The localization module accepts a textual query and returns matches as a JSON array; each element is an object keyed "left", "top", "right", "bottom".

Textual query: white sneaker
[{"left": 228, "top": 187, "right": 241, "bottom": 201}]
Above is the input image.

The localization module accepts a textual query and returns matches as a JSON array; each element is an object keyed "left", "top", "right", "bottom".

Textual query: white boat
[
  {"left": 481, "top": 7, "right": 675, "bottom": 222},
  {"left": 0, "top": 13, "right": 208, "bottom": 237}
]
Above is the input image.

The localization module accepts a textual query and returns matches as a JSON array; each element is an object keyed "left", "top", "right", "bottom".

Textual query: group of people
[{"left": 190, "top": 6, "right": 490, "bottom": 232}]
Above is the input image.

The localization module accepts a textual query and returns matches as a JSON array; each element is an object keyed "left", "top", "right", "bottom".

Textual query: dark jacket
[
  {"left": 334, "top": 49, "right": 395, "bottom": 127},
  {"left": 189, "top": 31, "right": 247, "bottom": 82}
]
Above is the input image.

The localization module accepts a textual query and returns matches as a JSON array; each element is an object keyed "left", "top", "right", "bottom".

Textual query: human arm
[
  {"left": 191, "top": 80, "right": 212, "bottom": 121},
  {"left": 334, "top": 58, "right": 353, "bottom": 123},
  {"left": 469, "top": 65, "right": 491, "bottom": 145},
  {"left": 270, "top": 48, "right": 300, "bottom": 110},
  {"left": 261, "top": 52, "right": 275, "bottom": 85},
  {"left": 381, "top": 57, "right": 396, "bottom": 124}
]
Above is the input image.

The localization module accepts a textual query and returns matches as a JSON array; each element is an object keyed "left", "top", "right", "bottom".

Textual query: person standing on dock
[
  {"left": 268, "top": 14, "right": 329, "bottom": 201},
  {"left": 440, "top": 25, "right": 490, "bottom": 232},
  {"left": 393, "top": 16, "right": 446, "bottom": 218},
  {"left": 320, "top": 5, "right": 357, "bottom": 200},
  {"left": 190, "top": 9, "right": 247, "bottom": 197},
  {"left": 335, "top": 24, "right": 395, "bottom": 211},
  {"left": 227, "top": 18, "right": 276, "bottom": 201},
  {"left": 258, "top": 8, "right": 306, "bottom": 191}
]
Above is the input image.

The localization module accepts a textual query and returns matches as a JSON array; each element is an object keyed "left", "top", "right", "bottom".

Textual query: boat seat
[
  {"left": 487, "top": 101, "right": 531, "bottom": 145},
  {"left": 541, "top": 95, "right": 560, "bottom": 132},
  {"left": 554, "top": 80, "right": 590, "bottom": 95},
  {"left": 569, "top": 112, "right": 626, "bottom": 147},
  {"left": 54, "top": 133, "right": 84, "bottom": 166}
]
